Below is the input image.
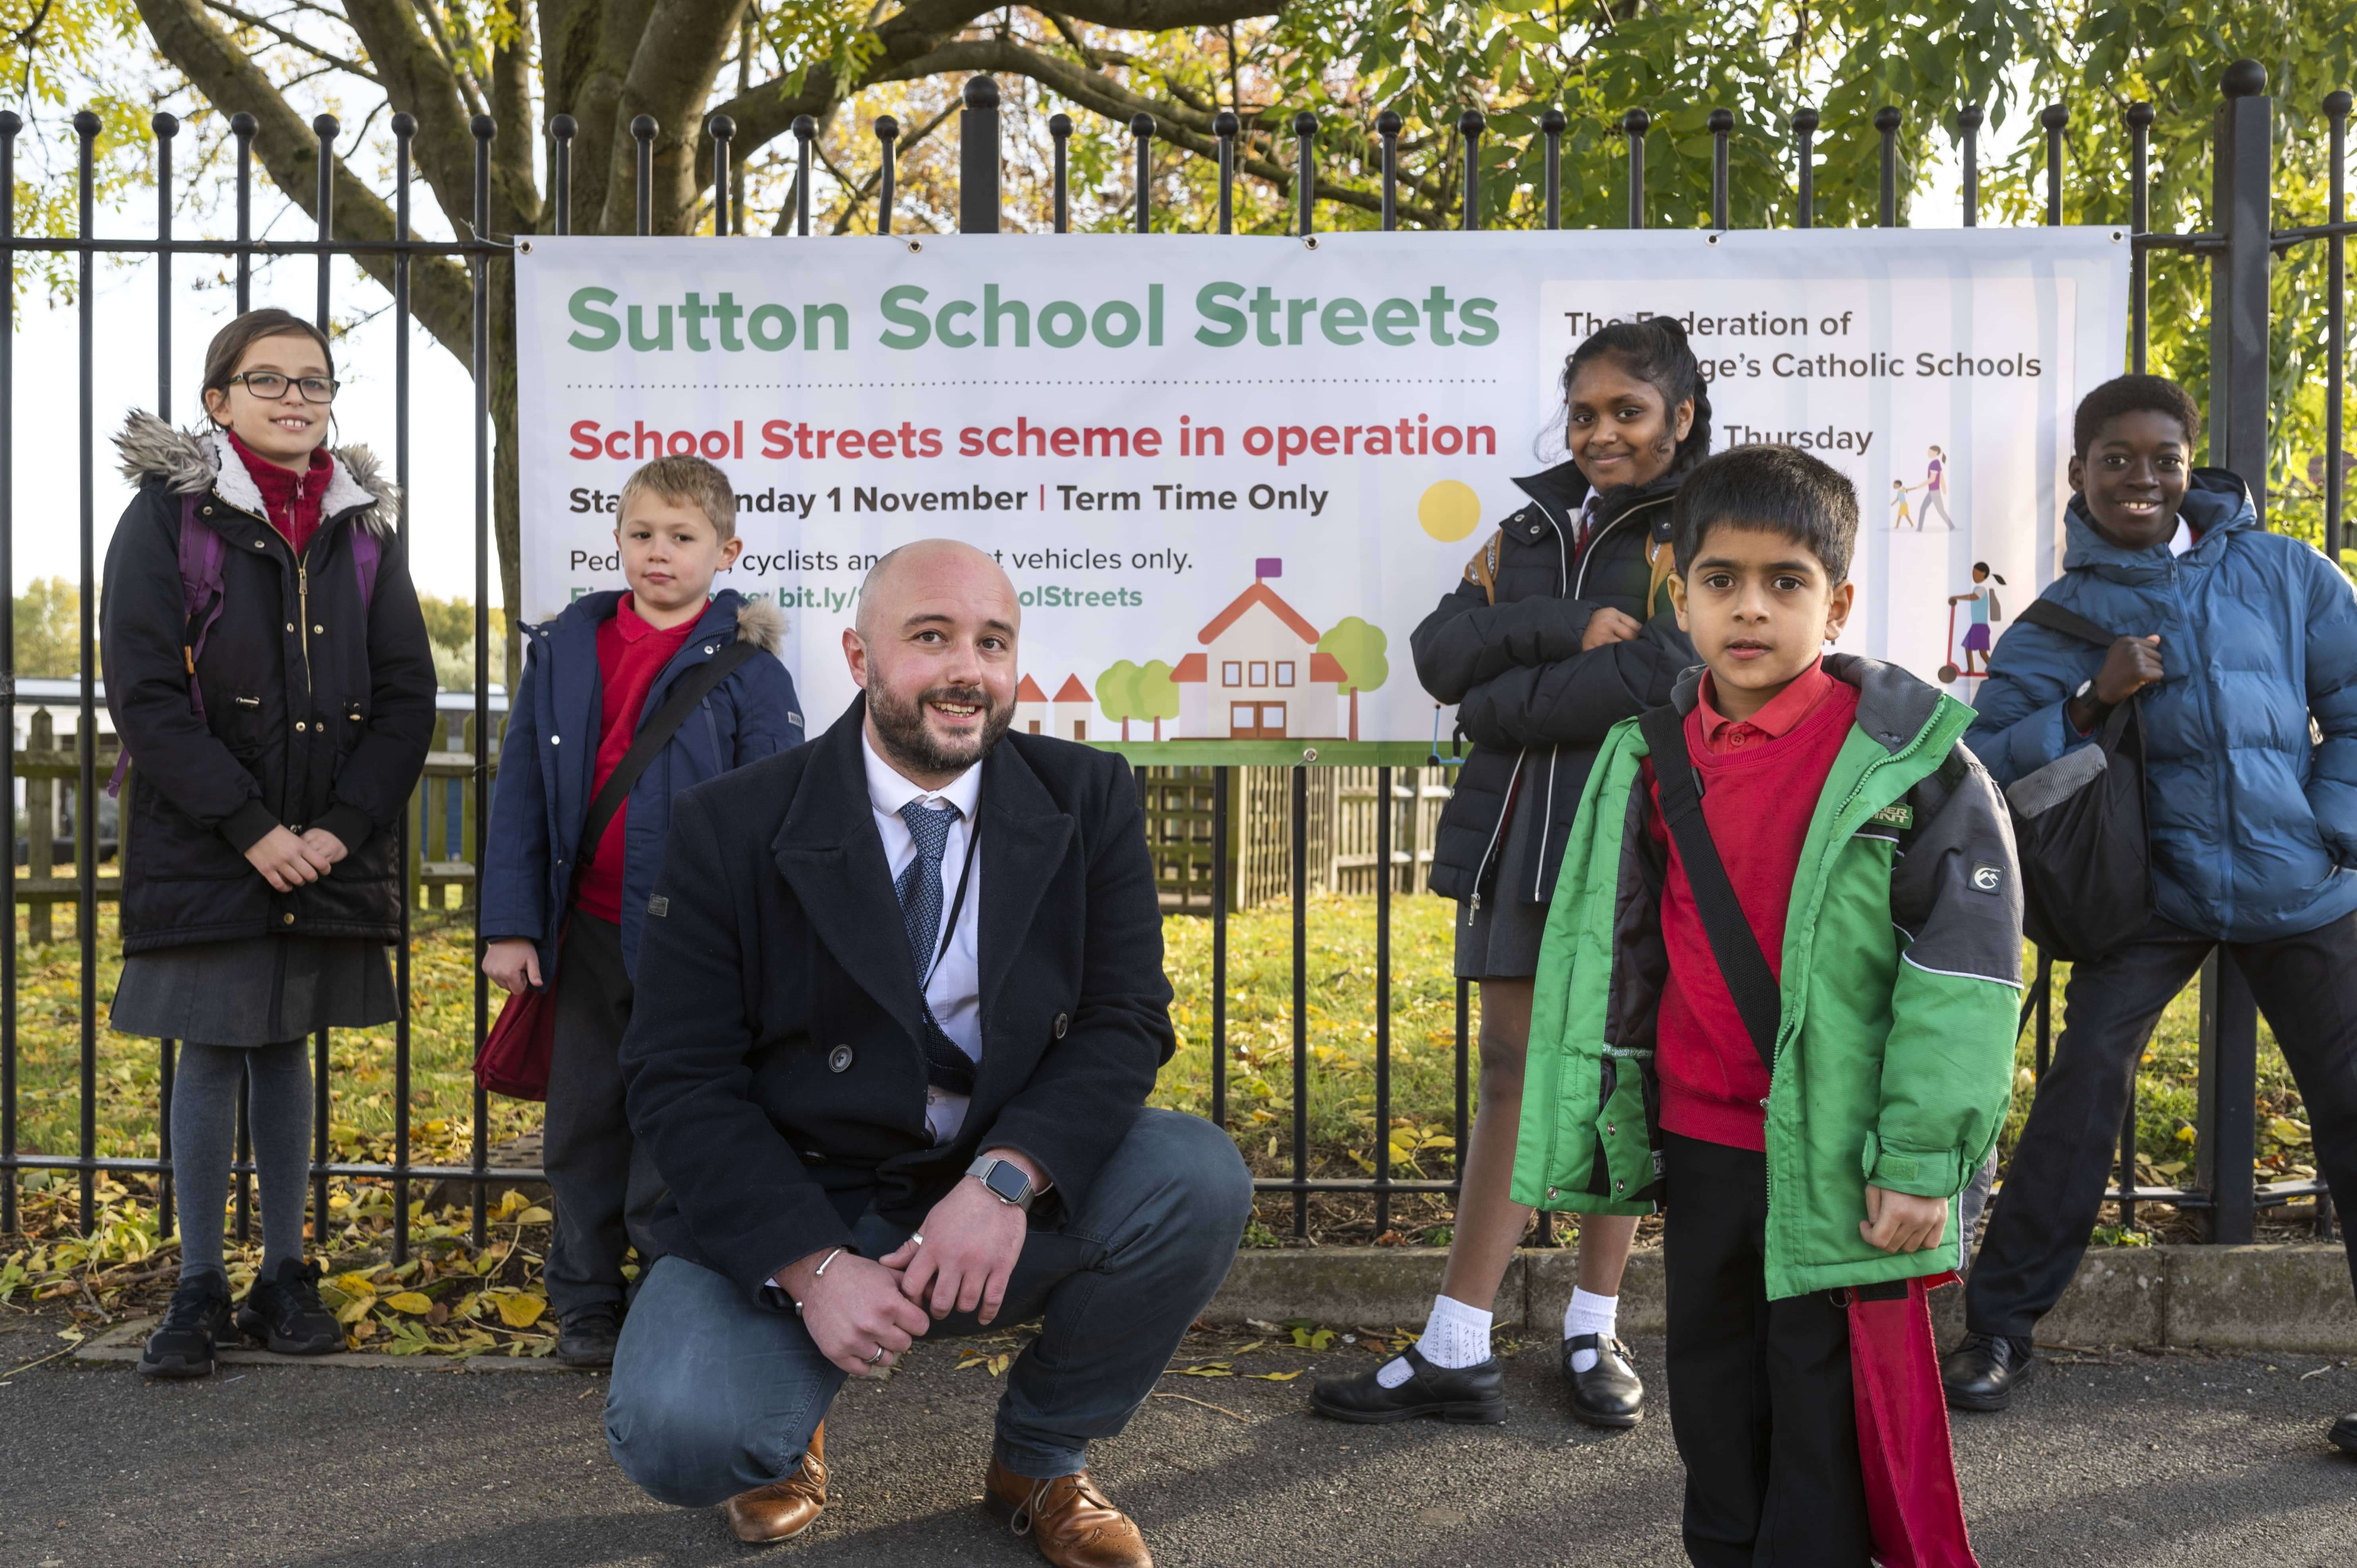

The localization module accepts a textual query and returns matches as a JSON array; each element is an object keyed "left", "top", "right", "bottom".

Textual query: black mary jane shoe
[
  {"left": 235, "top": 1258, "right": 344, "bottom": 1356},
  {"left": 2329, "top": 1413, "right": 2357, "bottom": 1456},
  {"left": 1561, "top": 1333, "right": 1645, "bottom": 1428},
  {"left": 1940, "top": 1331, "right": 2037, "bottom": 1412},
  {"left": 137, "top": 1271, "right": 235, "bottom": 1379},
  {"left": 1308, "top": 1344, "right": 1507, "bottom": 1425}
]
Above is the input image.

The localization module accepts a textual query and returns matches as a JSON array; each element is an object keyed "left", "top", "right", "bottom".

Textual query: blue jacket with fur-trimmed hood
[
  {"left": 1965, "top": 469, "right": 2357, "bottom": 942},
  {"left": 481, "top": 589, "right": 804, "bottom": 981}
]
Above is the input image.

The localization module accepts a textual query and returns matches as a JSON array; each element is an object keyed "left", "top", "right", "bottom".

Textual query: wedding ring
[
  {"left": 909, "top": 1232, "right": 925, "bottom": 1247},
  {"left": 865, "top": 1346, "right": 887, "bottom": 1367}
]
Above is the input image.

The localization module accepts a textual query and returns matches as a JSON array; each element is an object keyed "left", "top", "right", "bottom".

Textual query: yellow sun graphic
[{"left": 1417, "top": 479, "right": 1482, "bottom": 542}]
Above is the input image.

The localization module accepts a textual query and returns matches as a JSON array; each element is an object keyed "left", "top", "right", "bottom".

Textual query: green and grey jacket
[{"left": 1510, "top": 654, "right": 2023, "bottom": 1299}]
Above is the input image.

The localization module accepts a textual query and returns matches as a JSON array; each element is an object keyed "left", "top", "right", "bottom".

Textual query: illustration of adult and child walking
[{"left": 1891, "top": 444, "right": 1955, "bottom": 529}]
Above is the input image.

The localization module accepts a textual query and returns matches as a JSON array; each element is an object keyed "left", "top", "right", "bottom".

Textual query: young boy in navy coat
[{"left": 481, "top": 454, "right": 803, "bottom": 1365}]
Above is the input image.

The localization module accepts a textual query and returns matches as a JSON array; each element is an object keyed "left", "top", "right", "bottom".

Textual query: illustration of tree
[
  {"left": 1135, "top": 660, "right": 1180, "bottom": 741},
  {"left": 1096, "top": 660, "right": 1141, "bottom": 741},
  {"left": 1318, "top": 618, "right": 1391, "bottom": 743}
]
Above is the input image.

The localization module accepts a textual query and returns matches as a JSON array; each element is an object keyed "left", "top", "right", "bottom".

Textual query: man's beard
[{"left": 868, "top": 679, "right": 1012, "bottom": 776}]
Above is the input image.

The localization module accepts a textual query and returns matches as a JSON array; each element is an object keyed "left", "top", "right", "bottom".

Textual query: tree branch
[
  {"left": 198, "top": 0, "right": 379, "bottom": 81},
  {"left": 130, "top": 0, "right": 475, "bottom": 365}
]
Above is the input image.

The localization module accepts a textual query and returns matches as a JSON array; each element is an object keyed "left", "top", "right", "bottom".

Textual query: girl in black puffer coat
[
  {"left": 1311, "top": 318, "right": 1711, "bottom": 1431},
  {"left": 101, "top": 309, "right": 436, "bottom": 1379}
]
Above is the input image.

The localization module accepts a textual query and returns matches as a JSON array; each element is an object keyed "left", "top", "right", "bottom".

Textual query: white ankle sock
[
  {"left": 1378, "top": 1293, "right": 1491, "bottom": 1386},
  {"left": 1563, "top": 1288, "right": 1620, "bottom": 1372}
]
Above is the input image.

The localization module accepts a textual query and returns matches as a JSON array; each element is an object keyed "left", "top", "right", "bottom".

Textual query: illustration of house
[
  {"left": 1172, "top": 565, "right": 1344, "bottom": 740},
  {"left": 1014, "top": 675, "right": 1051, "bottom": 736},
  {"left": 1015, "top": 673, "right": 1095, "bottom": 738},
  {"left": 1051, "top": 674, "right": 1093, "bottom": 740}
]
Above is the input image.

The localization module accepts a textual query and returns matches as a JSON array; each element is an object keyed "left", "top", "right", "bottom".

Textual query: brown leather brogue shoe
[
  {"left": 982, "top": 1458, "right": 1152, "bottom": 1568},
  {"left": 722, "top": 1421, "right": 827, "bottom": 1544}
]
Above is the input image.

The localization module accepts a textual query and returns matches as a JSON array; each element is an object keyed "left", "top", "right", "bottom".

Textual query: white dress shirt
[{"left": 862, "top": 729, "right": 983, "bottom": 1143}]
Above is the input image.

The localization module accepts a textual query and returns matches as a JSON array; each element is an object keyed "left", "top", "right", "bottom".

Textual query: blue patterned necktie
[{"left": 895, "top": 799, "right": 976, "bottom": 1094}]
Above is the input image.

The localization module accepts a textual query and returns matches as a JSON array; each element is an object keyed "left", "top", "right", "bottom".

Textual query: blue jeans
[{"left": 605, "top": 1108, "right": 1253, "bottom": 1508}]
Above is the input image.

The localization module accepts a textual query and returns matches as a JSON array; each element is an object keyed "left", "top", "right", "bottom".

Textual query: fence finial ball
[
  {"left": 1132, "top": 113, "right": 1156, "bottom": 139},
  {"left": 1050, "top": 113, "right": 1073, "bottom": 140},
  {"left": 0, "top": 110, "right": 18, "bottom": 136},
  {"left": 73, "top": 109, "right": 100, "bottom": 137},
  {"left": 630, "top": 114, "right": 656, "bottom": 142},
  {"left": 471, "top": 114, "right": 495, "bottom": 142},
  {"left": 1458, "top": 107, "right": 1486, "bottom": 137},
  {"left": 231, "top": 111, "right": 257, "bottom": 137},
  {"left": 2221, "top": 59, "right": 2267, "bottom": 98},
  {"left": 314, "top": 113, "right": 340, "bottom": 141},
  {"left": 2328, "top": 90, "right": 2353, "bottom": 118},
  {"left": 548, "top": 113, "right": 574, "bottom": 141},
  {"left": 1214, "top": 110, "right": 1240, "bottom": 139},
  {"left": 1293, "top": 110, "right": 1318, "bottom": 138},
  {"left": 2125, "top": 101, "right": 2154, "bottom": 129},
  {"left": 1376, "top": 109, "right": 1402, "bottom": 137},
  {"left": 1623, "top": 108, "right": 1652, "bottom": 136},
  {"left": 1874, "top": 106, "right": 1901, "bottom": 133},
  {"left": 2040, "top": 103, "right": 2069, "bottom": 130},
  {"left": 707, "top": 113, "right": 735, "bottom": 141},
  {"left": 877, "top": 115, "right": 900, "bottom": 140},
  {"left": 1959, "top": 104, "right": 1985, "bottom": 131},
  {"left": 1793, "top": 106, "right": 1820, "bottom": 135},
  {"left": 792, "top": 114, "right": 817, "bottom": 141},
  {"left": 964, "top": 76, "right": 1000, "bottom": 110},
  {"left": 1706, "top": 108, "right": 1732, "bottom": 133},
  {"left": 392, "top": 112, "right": 417, "bottom": 137},
  {"left": 153, "top": 111, "right": 179, "bottom": 138}
]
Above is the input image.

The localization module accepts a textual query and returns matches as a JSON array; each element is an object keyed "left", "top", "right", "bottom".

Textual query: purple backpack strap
[
  {"left": 351, "top": 524, "right": 381, "bottom": 610},
  {"left": 110, "top": 492, "right": 227, "bottom": 798}
]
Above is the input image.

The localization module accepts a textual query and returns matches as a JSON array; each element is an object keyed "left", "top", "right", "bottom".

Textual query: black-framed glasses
[{"left": 228, "top": 371, "right": 339, "bottom": 403}]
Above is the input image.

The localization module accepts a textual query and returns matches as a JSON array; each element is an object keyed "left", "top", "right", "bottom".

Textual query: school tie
[{"left": 895, "top": 800, "right": 976, "bottom": 1095}]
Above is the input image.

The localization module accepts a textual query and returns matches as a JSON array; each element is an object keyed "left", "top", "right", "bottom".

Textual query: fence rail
[{"left": 2, "top": 58, "right": 2349, "bottom": 1258}]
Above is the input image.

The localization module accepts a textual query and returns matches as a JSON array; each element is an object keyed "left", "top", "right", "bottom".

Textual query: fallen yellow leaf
[
  {"left": 515, "top": 1207, "right": 553, "bottom": 1225},
  {"left": 495, "top": 1292, "right": 547, "bottom": 1328},
  {"left": 1246, "top": 1370, "right": 1302, "bottom": 1381},
  {"left": 383, "top": 1292, "right": 434, "bottom": 1315}
]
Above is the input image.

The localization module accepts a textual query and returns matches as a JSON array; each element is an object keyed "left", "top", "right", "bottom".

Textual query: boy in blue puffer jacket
[
  {"left": 1942, "top": 375, "right": 2357, "bottom": 1457},
  {"left": 481, "top": 455, "right": 804, "bottom": 1367}
]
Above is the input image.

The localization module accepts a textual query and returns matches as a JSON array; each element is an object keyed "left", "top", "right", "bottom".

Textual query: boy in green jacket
[{"left": 1512, "top": 445, "right": 2021, "bottom": 1565}]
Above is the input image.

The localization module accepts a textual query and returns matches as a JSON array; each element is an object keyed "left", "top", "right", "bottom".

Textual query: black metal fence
[{"left": 3, "top": 56, "right": 2351, "bottom": 1262}]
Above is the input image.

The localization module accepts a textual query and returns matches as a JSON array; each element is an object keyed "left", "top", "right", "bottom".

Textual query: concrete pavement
[{"left": 3, "top": 1304, "right": 2354, "bottom": 1567}]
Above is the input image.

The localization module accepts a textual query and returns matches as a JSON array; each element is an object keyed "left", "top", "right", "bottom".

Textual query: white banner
[{"left": 515, "top": 229, "right": 2128, "bottom": 751}]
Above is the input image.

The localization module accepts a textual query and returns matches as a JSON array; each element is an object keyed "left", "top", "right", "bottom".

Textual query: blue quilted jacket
[{"left": 1965, "top": 469, "right": 2357, "bottom": 942}]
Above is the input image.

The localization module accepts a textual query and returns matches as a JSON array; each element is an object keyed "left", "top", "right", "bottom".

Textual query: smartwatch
[{"left": 968, "top": 1154, "right": 1036, "bottom": 1210}]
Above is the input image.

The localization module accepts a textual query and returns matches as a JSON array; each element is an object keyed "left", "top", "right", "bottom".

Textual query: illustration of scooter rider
[{"left": 1946, "top": 561, "right": 2006, "bottom": 676}]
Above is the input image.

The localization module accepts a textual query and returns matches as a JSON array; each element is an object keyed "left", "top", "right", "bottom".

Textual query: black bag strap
[
  {"left": 2017, "top": 595, "right": 2121, "bottom": 651},
  {"left": 568, "top": 636, "right": 764, "bottom": 900},
  {"left": 1638, "top": 705, "right": 1779, "bottom": 1076}
]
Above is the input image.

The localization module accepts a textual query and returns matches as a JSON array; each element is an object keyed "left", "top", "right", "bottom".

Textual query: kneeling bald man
[{"left": 607, "top": 539, "right": 1251, "bottom": 1565}]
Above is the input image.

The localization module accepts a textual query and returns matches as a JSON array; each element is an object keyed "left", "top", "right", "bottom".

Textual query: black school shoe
[
  {"left": 1561, "top": 1334, "right": 1645, "bottom": 1428},
  {"left": 2329, "top": 1413, "right": 2357, "bottom": 1455},
  {"left": 137, "top": 1271, "right": 234, "bottom": 1379},
  {"left": 235, "top": 1258, "right": 344, "bottom": 1356},
  {"left": 1940, "top": 1331, "right": 2037, "bottom": 1412},
  {"left": 1308, "top": 1345, "right": 1507, "bottom": 1425},
  {"left": 556, "top": 1302, "right": 623, "bottom": 1369}
]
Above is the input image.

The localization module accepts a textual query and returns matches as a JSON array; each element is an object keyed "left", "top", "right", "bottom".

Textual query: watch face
[{"left": 984, "top": 1162, "right": 1030, "bottom": 1204}]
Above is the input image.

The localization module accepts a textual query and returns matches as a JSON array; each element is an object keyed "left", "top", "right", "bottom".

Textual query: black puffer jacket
[
  {"left": 1412, "top": 461, "right": 1697, "bottom": 908},
  {"left": 101, "top": 413, "right": 437, "bottom": 952}
]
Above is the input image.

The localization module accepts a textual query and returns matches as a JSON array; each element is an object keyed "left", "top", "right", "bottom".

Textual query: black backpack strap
[
  {"left": 1638, "top": 705, "right": 1779, "bottom": 1076},
  {"left": 568, "top": 637, "right": 764, "bottom": 900},
  {"left": 2017, "top": 596, "right": 2121, "bottom": 650}
]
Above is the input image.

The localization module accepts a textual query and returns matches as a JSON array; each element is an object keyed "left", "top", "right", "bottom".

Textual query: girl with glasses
[{"left": 102, "top": 306, "right": 437, "bottom": 1377}]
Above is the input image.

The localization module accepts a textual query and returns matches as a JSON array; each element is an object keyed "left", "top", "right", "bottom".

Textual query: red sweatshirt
[
  {"left": 574, "top": 595, "right": 700, "bottom": 923},
  {"left": 1645, "top": 658, "right": 1859, "bottom": 1150},
  {"left": 227, "top": 431, "right": 331, "bottom": 557}
]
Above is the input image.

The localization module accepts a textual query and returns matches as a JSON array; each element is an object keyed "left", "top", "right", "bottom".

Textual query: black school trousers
[
  {"left": 1968, "top": 910, "right": 2357, "bottom": 1340},
  {"left": 543, "top": 914, "right": 663, "bottom": 1320},
  {"left": 1663, "top": 1130, "right": 1873, "bottom": 1568}
]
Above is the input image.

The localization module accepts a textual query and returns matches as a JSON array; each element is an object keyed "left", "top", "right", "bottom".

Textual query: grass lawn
[{"left": 1, "top": 892, "right": 2324, "bottom": 1329}]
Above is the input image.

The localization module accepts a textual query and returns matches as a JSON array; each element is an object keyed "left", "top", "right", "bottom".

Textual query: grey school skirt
[
  {"left": 110, "top": 936, "right": 398, "bottom": 1046},
  {"left": 1451, "top": 782, "right": 1554, "bottom": 982}
]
